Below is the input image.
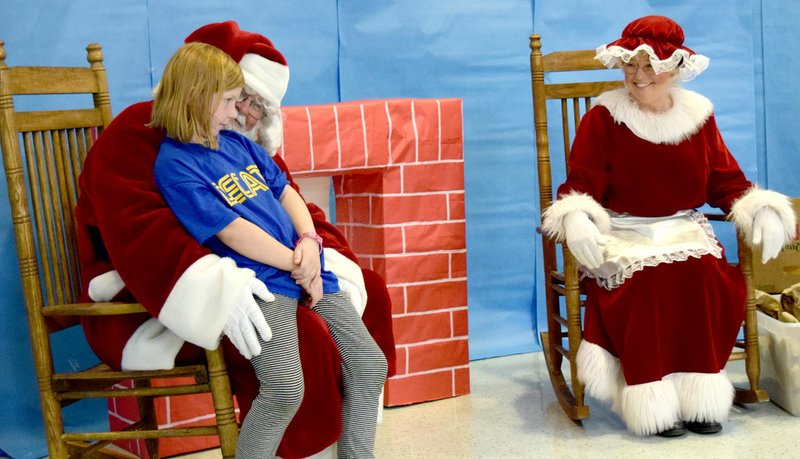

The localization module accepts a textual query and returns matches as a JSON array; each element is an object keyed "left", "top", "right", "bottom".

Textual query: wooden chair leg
[
  {"left": 40, "top": 385, "right": 70, "bottom": 458},
  {"left": 134, "top": 379, "right": 160, "bottom": 459},
  {"left": 563, "top": 252, "right": 586, "bottom": 414},
  {"left": 66, "top": 440, "right": 139, "bottom": 458},
  {"left": 541, "top": 331, "right": 590, "bottom": 421},
  {"left": 735, "top": 235, "right": 769, "bottom": 404},
  {"left": 205, "top": 348, "right": 239, "bottom": 458},
  {"left": 540, "top": 252, "right": 590, "bottom": 421}
]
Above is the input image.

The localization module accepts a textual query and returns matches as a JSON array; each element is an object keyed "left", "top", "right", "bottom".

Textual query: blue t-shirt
[{"left": 154, "top": 130, "right": 339, "bottom": 299}]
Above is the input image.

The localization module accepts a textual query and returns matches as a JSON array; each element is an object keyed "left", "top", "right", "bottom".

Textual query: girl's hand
[
  {"left": 291, "top": 238, "right": 321, "bottom": 285},
  {"left": 303, "top": 275, "right": 323, "bottom": 308}
]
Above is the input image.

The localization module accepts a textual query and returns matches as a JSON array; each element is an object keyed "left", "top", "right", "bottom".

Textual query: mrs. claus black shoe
[
  {"left": 685, "top": 420, "right": 722, "bottom": 434},
  {"left": 656, "top": 421, "right": 687, "bottom": 438}
]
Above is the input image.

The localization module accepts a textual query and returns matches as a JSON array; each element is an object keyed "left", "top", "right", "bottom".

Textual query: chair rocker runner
[
  {"left": 0, "top": 40, "right": 238, "bottom": 458},
  {"left": 528, "top": 33, "right": 769, "bottom": 422}
]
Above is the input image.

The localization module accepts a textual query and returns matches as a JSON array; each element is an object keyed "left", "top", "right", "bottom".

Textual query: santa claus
[{"left": 75, "top": 20, "right": 395, "bottom": 458}]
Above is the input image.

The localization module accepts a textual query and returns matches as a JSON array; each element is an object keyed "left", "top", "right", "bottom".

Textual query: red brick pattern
[
  {"left": 108, "top": 98, "right": 469, "bottom": 455},
  {"left": 280, "top": 98, "right": 470, "bottom": 406},
  {"left": 108, "top": 379, "right": 232, "bottom": 458}
]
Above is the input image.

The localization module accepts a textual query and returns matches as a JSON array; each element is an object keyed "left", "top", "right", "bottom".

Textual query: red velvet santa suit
[
  {"left": 76, "top": 98, "right": 395, "bottom": 458},
  {"left": 542, "top": 87, "right": 795, "bottom": 435}
]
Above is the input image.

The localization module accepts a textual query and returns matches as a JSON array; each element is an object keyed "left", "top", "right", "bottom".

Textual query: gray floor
[{"left": 181, "top": 352, "right": 800, "bottom": 459}]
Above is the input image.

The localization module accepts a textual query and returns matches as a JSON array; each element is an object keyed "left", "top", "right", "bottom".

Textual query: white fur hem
[
  {"left": 121, "top": 318, "right": 184, "bottom": 370},
  {"left": 664, "top": 372, "right": 734, "bottom": 423},
  {"left": 576, "top": 340, "right": 623, "bottom": 404},
  {"left": 240, "top": 53, "right": 290, "bottom": 112},
  {"left": 730, "top": 186, "right": 796, "bottom": 246},
  {"left": 620, "top": 380, "right": 681, "bottom": 436},
  {"left": 87, "top": 270, "right": 125, "bottom": 302},
  {"left": 324, "top": 248, "right": 367, "bottom": 316},
  {"left": 541, "top": 192, "right": 611, "bottom": 240},
  {"left": 158, "top": 254, "right": 254, "bottom": 350},
  {"left": 594, "top": 88, "right": 712, "bottom": 145}
]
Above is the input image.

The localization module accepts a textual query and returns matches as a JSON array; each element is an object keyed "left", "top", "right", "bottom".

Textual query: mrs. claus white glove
[
  {"left": 563, "top": 211, "right": 605, "bottom": 269},
  {"left": 224, "top": 277, "right": 275, "bottom": 359},
  {"left": 752, "top": 207, "right": 786, "bottom": 264}
]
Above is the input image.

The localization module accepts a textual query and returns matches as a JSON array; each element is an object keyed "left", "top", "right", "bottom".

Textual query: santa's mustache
[{"left": 226, "top": 114, "right": 260, "bottom": 140}]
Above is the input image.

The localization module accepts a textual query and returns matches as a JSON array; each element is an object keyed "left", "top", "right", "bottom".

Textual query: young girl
[{"left": 151, "top": 42, "right": 387, "bottom": 458}]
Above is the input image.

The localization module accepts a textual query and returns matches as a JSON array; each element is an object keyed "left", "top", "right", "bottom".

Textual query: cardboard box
[
  {"left": 752, "top": 199, "right": 800, "bottom": 293},
  {"left": 757, "top": 311, "right": 800, "bottom": 415}
]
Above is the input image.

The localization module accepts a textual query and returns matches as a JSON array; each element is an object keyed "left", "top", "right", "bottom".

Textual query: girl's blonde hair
[{"left": 150, "top": 42, "right": 245, "bottom": 149}]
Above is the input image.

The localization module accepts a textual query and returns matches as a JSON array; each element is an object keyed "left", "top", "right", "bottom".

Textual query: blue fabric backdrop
[{"left": 0, "top": 0, "right": 797, "bottom": 456}]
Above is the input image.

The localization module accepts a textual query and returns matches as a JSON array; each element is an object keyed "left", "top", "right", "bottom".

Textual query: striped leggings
[{"left": 237, "top": 292, "right": 388, "bottom": 459}]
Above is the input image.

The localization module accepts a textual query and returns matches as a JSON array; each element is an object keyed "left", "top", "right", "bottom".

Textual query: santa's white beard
[
  {"left": 226, "top": 115, "right": 260, "bottom": 141},
  {"left": 226, "top": 113, "right": 282, "bottom": 157}
]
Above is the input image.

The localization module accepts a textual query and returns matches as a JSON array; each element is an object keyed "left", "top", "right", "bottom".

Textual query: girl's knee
[
  {"left": 373, "top": 347, "right": 389, "bottom": 377},
  {"left": 281, "top": 378, "right": 305, "bottom": 410},
  {"left": 351, "top": 346, "right": 388, "bottom": 386},
  {"left": 257, "top": 377, "right": 304, "bottom": 415}
]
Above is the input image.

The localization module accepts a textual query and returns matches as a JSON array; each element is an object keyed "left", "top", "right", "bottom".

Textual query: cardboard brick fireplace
[
  {"left": 108, "top": 98, "right": 468, "bottom": 456},
  {"left": 281, "top": 98, "right": 470, "bottom": 406}
]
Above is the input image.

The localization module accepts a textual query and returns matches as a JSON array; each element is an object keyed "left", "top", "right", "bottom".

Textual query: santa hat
[
  {"left": 595, "top": 15, "right": 709, "bottom": 81},
  {"left": 185, "top": 20, "right": 290, "bottom": 111}
]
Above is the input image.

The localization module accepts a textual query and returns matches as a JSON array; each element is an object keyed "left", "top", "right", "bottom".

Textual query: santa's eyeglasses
[{"left": 236, "top": 90, "right": 267, "bottom": 120}]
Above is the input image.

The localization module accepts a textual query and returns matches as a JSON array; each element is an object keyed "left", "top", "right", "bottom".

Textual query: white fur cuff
[
  {"left": 730, "top": 186, "right": 797, "bottom": 245},
  {"left": 121, "top": 318, "right": 184, "bottom": 370},
  {"left": 664, "top": 371, "right": 734, "bottom": 423},
  {"left": 158, "top": 254, "right": 254, "bottom": 350},
  {"left": 88, "top": 269, "right": 125, "bottom": 302},
  {"left": 541, "top": 192, "right": 610, "bottom": 241},
  {"left": 324, "top": 247, "right": 367, "bottom": 316},
  {"left": 620, "top": 380, "right": 681, "bottom": 436},
  {"left": 576, "top": 340, "right": 623, "bottom": 404}
]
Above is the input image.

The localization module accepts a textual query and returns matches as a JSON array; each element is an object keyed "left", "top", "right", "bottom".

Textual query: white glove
[
  {"left": 752, "top": 207, "right": 786, "bottom": 264},
  {"left": 563, "top": 211, "right": 605, "bottom": 269},
  {"left": 224, "top": 278, "right": 275, "bottom": 359}
]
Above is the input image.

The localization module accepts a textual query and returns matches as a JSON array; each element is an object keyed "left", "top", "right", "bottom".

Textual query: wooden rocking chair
[
  {"left": 0, "top": 40, "right": 238, "bottom": 458},
  {"left": 529, "top": 33, "right": 769, "bottom": 421}
]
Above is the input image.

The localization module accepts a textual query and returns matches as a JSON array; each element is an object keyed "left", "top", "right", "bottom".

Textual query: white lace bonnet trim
[{"left": 595, "top": 43, "right": 709, "bottom": 82}]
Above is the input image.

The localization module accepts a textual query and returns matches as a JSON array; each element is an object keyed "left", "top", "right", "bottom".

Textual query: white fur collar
[{"left": 593, "top": 87, "right": 713, "bottom": 145}]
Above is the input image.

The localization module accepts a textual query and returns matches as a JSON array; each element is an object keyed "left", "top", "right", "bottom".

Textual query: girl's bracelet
[{"left": 295, "top": 231, "right": 323, "bottom": 253}]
